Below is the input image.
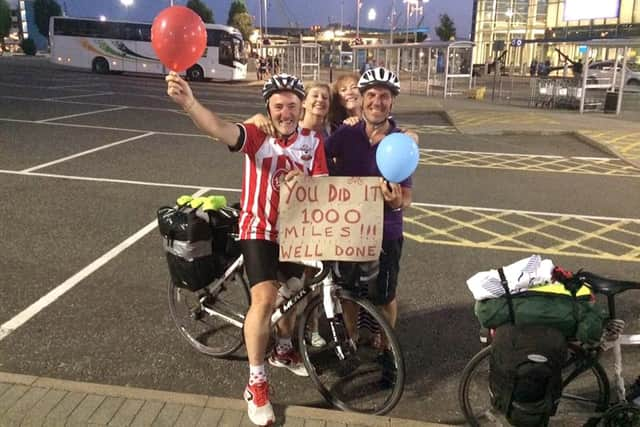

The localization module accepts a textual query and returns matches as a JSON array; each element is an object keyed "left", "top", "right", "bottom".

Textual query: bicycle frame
[
  {"left": 199, "top": 254, "right": 246, "bottom": 328},
  {"left": 199, "top": 256, "right": 352, "bottom": 359},
  {"left": 271, "top": 267, "right": 355, "bottom": 360}
]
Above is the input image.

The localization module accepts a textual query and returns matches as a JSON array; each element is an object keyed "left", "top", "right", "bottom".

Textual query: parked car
[
  {"left": 585, "top": 60, "right": 640, "bottom": 88},
  {"left": 546, "top": 60, "right": 639, "bottom": 90}
]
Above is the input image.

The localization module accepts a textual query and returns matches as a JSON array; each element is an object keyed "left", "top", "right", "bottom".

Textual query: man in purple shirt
[{"left": 325, "top": 67, "right": 412, "bottom": 381}]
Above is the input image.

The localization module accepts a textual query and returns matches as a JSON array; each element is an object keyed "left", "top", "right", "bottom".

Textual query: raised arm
[{"left": 165, "top": 72, "right": 240, "bottom": 146}]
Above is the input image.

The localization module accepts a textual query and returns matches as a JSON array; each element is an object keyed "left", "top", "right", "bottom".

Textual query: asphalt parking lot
[{"left": 1, "top": 56, "right": 639, "bottom": 425}]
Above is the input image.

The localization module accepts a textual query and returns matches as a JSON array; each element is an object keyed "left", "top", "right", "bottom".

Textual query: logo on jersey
[
  {"left": 298, "top": 144, "right": 313, "bottom": 161},
  {"left": 271, "top": 168, "right": 287, "bottom": 191}
]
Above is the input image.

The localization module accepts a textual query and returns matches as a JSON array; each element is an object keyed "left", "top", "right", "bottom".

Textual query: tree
[
  {"left": 0, "top": 0, "right": 11, "bottom": 52},
  {"left": 34, "top": 0, "right": 61, "bottom": 39},
  {"left": 229, "top": 12, "right": 253, "bottom": 41},
  {"left": 186, "top": 0, "right": 214, "bottom": 24},
  {"left": 227, "top": 0, "right": 247, "bottom": 26},
  {"left": 435, "top": 13, "right": 456, "bottom": 41},
  {"left": 20, "top": 37, "right": 36, "bottom": 55}
]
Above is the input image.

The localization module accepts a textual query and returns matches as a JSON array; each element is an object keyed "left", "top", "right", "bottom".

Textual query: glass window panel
[{"left": 619, "top": 0, "right": 633, "bottom": 23}]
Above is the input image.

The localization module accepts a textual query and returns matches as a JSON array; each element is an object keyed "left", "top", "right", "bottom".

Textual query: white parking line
[
  {"left": 47, "top": 83, "right": 108, "bottom": 89},
  {"left": 0, "top": 169, "right": 242, "bottom": 193},
  {"left": 0, "top": 117, "right": 208, "bottom": 138},
  {"left": 46, "top": 92, "right": 115, "bottom": 101},
  {"left": 37, "top": 106, "right": 128, "bottom": 123},
  {"left": 21, "top": 132, "right": 155, "bottom": 172},
  {"left": 2, "top": 168, "right": 634, "bottom": 223},
  {"left": 0, "top": 187, "right": 211, "bottom": 342}
]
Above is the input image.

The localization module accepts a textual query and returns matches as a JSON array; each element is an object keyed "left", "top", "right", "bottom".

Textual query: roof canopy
[
  {"left": 353, "top": 40, "right": 474, "bottom": 49},
  {"left": 585, "top": 38, "right": 640, "bottom": 48}
]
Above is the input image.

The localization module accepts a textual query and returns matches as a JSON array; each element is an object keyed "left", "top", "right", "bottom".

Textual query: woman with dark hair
[{"left": 328, "top": 73, "right": 362, "bottom": 132}]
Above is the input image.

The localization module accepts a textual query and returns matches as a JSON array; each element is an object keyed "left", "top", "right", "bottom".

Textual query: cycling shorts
[
  {"left": 332, "top": 238, "right": 403, "bottom": 305},
  {"left": 239, "top": 239, "right": 304, "bottom": 288}
]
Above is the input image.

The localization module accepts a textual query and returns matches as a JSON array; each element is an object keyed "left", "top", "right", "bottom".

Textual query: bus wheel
[
  {"left": 187, "top": 65, "right": 204, "bottom": 81},
  {"left": 92, "top": 57, "right": 110, "bottom": 74}
]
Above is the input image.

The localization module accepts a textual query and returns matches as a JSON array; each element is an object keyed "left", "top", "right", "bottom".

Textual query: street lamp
[
  {"left": 356, "top": 0, "right": 362, "bottom": 40},
  {"left": 404, "top": 0, "right": 420, "bottom": 43},
  {"left": 404, "top": 0, "right": 427, "bottom": 43},
  {"left": 368, "top": 8, "right": 376, "bottom": 22},
  {"left": 121, "top": 0, "right": 133, "bottom": 19}
]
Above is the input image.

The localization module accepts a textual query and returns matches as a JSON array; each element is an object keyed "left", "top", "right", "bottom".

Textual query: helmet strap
[
  {"left": 363, "top": 116, "right": 390, "bottom": 144},
  {"left": 363, "top": 112, "right": 389, "bottom": 130}
]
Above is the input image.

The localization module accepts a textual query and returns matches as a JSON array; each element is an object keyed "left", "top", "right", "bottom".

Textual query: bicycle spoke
[
  {"left": 298, "top": 294, "right": 404, "bottom": 415},
  {"left": 459, "top": 346, "right": 609, "bottom": 426},
  {"left": 168, "top": 272, "right": 249, "bottom": 357}
]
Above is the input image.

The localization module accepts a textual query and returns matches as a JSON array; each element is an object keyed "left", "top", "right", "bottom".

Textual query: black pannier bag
[
  {"left": 489, "top": 323, "right": 567, "bottom": 427},
  {"left": 157, "top": 196, "right": 239, "bottom": 292}
]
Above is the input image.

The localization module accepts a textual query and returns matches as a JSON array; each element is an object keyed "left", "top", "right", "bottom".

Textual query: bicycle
[
  {"left": 166, "top": 205, "right": 406, "bottom": 415},
  {"left": 458, "top": 269, "right": 640, "bottom": 426}
]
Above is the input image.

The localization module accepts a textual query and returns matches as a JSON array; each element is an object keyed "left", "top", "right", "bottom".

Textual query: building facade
[
  {"left": 16, "top": 0, "right": 49, "bottom": 51},
  {"left": 472, "top": 0, "right": 640, "bottom": 71}
]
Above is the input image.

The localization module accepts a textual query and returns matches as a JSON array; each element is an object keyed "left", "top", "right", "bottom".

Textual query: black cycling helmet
[
  {"left": 357, "top": 67, "right": 400, "bottom": 96},
  {"left": 262, "top": 73, "right": 306, "bottom": 104}
]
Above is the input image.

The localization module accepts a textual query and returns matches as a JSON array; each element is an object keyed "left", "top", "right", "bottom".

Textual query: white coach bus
[{"left": 49, "top": 16, "right": 247, "bottom": 81}]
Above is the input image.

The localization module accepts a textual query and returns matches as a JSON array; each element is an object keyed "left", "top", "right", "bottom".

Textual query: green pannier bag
[{"left": 475, "top": 282, "right": 605, "bottom": 345}]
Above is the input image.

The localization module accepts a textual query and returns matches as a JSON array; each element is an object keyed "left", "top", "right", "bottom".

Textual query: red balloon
[{"left": 151, "top": 6, "right": 207, "bottom": 72}]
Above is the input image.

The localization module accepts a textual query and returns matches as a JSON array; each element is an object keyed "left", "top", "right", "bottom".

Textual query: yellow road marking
[
  {"left": 419, "top": 150, "right": 640, "bottom": 177},
  {"left": 404, "top": 205, "right": 640, "bottom": 262}
]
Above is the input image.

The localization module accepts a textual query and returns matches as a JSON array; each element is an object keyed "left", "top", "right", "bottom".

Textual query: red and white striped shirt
[{"left": 236, "top": 124, "right": 328, "bottom": 242}]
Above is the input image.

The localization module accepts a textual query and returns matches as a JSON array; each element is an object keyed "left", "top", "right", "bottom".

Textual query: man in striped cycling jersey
[{"left": 166, "top": 72, "right": 328, "bottom": 426}]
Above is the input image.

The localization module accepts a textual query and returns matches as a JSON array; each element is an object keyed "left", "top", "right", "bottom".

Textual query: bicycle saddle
[{"left": 576, "top": 271, "right": 640, "bottom": 296}]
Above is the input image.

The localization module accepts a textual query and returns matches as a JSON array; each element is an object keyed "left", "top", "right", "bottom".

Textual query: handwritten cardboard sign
[{"left": 279, "top": 176, "right": 383, "bottom": 262}]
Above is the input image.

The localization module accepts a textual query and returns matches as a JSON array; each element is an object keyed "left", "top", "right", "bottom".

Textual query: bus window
[
  {"left": 123, "top": 23, "right": 141, "bottom": 41},
  {"left": 206, "top": 29, "right": 222, "bottom": 47},
  {"left": 139, "top": 24, "right": 151, "bottom": 42}
]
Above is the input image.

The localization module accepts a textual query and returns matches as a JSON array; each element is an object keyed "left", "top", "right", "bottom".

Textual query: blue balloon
[{"left": 376, "top": 133, "right": 419, "bottom": 183}]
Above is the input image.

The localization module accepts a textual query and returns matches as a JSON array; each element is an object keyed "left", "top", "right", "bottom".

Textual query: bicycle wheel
[
  {"left": 458, "top": 345, "right": 610, "bottom": 426},
  {"left": 168, "top": 271, "right": 250, "bottom": 357},
  {"left": 297, "top": 291, "right": 405, "bottom": 415}
]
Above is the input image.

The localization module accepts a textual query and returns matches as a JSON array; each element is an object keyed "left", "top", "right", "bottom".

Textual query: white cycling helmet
[
  {"left": 358, "top": 67, "right": 400, "bottom": 96},
  {"left": 262, "top": 73, "right": 305, "bottom": 104}
]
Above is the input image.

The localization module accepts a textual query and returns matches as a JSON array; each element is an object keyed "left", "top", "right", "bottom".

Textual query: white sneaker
[
  {"left": 244, "top": 382, "right": 275, "bottom": 426},
  {"left": 310, "top": 331, "right": 327, "bottom": 347},
  {"left": 268, "top": 349, "right": 309, "bottom": 377}
]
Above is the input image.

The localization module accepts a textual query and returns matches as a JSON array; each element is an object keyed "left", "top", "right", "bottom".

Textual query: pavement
[
  {"left": 2, "top": 59, "right": 639, "bottom": 427},
  {"left": 0, "top": 372, "right": 446, "bottom": 426}
]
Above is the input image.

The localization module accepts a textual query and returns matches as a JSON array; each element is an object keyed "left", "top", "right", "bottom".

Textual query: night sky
[{"left": 11, "top": 0, "right": 474, "bottom": 39}]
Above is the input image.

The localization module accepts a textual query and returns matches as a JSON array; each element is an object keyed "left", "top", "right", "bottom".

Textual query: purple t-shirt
[{"left": 325, "top": 120, "right": 412, "bottom": 241}]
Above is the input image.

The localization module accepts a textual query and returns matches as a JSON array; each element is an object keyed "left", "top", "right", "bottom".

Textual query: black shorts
[
  {"left": 332, "top": 238, "right": 403, "bottom": 305},
  {"left": 239, "top": 239, "right": 304, "bottom": 288}
]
